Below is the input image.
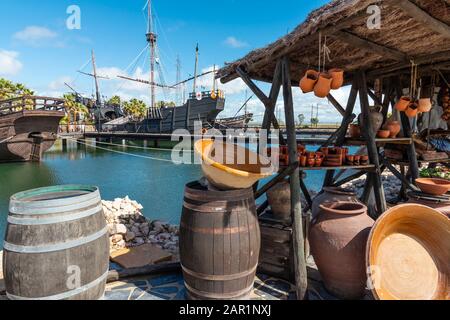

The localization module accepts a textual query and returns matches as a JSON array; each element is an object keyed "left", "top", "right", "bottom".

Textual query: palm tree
[
  {"left": 63, "top": 94, "right": 90, "bottom": 131},
  {"left": 123, "top": 99, "right": 147, "bottom": 120}
]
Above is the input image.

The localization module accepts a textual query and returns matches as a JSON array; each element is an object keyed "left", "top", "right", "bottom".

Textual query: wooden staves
[{"left": 179, "top": 181, "right": 260, "bottom": 300}]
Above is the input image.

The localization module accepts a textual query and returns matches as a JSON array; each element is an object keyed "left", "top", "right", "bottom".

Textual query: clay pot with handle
[
  {"left": 418, "top": 98, "right": 432, "bottom": 113},
  {"left": 328, "top": 68, "right": 344, "bottom": 90},
  {"left": 300, "top": 70, "right": 319, "bottom": 94},
  {"left": 358, "top": 107, "right": 384, "bottom": 136},
  {"left": 383, "top": 120, "right": 401, "bottom": 138},
  {"left": 314, "top": 73, "right": 333, "bottom": 98},
  {"left": 395, "top": 96, "right": 411, "bottom": 111},
  {"left": 405, "top": 102, "right": 419, "bottom": 118},
  {"left": 267, "top": 180, "right": 292, "bottom": 220},
  {"left": 309, "top": 202, "right": 374, "bottom": 300}
]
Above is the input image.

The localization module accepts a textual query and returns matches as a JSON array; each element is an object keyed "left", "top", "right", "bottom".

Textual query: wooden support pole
[
  {"left": 358, "top": 71, "right": 387, "bottom": 216},
  {"left": 281, "top": 56, "right": 308, "bottom": 300},
  {"left": 383, "top": 158, "right": 420, "bottom": 192}
]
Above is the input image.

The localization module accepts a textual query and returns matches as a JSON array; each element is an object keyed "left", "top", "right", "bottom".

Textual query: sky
[{"left": 0, "top": 0, "right": 363, "bottom": 124}]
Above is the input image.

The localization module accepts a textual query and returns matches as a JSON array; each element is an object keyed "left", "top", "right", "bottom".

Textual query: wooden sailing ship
[{"left": 0, "top": 96, "right": 65, "bottom": 162}]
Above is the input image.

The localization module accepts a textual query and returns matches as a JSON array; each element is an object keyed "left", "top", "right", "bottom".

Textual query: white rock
[
  {"left": 110, "top": 234, "right": 123, "bottom": 243},
  {"left": 115, "top": 224, "right": 127, "bottom": 235}
]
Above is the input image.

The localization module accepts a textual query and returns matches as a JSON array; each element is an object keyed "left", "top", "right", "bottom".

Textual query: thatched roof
[{"left": 217, "top": 0, "right": 450, "bottom": 85}]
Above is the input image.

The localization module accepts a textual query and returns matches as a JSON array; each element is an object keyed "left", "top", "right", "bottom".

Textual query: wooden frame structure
[{"left": 217, "top": 0, "right": 450, "bottom": 299}]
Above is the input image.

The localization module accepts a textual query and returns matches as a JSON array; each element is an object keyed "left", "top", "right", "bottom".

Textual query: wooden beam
[
  {"left": 326, "top": 94, "right": 346, "bottom": 116},
  {"left": 263, "top": 60, "right": 283, "bottom": 130},
  {"left": 332, "top": 30, "right": 408, "bottom": 61},
  {"left": 236, "top": 66, "right": 270, "bottom": 105},
  {"left": 254, "top": 162, "right": 298, "bottom": 199},
  {"left": 390, "top": 0, "right": 450, "bottom": 39},
  {"left": 281, "top": 56, "right": 308, "bottom": 300}
]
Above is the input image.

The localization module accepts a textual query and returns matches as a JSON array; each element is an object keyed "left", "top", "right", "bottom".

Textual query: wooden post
[
  {"left": 358, "top": 71, "right": 387, "bottom": 216},
  {"left": 281, "top": 56, "right": 308, "bottom": 300}
]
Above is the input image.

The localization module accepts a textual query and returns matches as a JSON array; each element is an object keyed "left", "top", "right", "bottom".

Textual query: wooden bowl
[
  {"left": 194, "top": 139, "right": 274, "bottom": 190},
  {"left": 415, "top": 178, "right": 450, "bottom": 196},
  {"left": 367, "top": 204, "right": 449, "bottom": 300}
]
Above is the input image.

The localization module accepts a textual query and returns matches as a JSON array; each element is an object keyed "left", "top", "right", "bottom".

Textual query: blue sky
[{"left": 0, "top": 0, "right": 358, "bottom": 123}]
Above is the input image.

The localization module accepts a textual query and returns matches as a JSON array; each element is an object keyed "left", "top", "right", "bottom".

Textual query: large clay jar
[
  {"left": 358, "top": 109, "right": 384, "bottom": 136},
  {"left": 299, "top": 70, "right": 319, "bottom": 94},
  {"left": 314, "top": 73, "right": 333, "bottom": 98},
  {"left": 309, "top": 202, "right": 374, "bottom": 299},
  {"left": 384, "top": 120, "right": 401, "bottom": 138},
  {"left": 311, "top": 187, "right": 359, "bottom": 219},
  {"left": 267, "top": 180, "right": 291, "bottom": 221},
  {"left": 328, "top": 68, "right": 344, "bottom": 90}
]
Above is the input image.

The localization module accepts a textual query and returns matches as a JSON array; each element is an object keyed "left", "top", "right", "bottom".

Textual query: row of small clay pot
[
  {"left": 346, "top": 154, "right": 369, "bottom": 166},
  {"left": 395, "top": 96, "right": 432, "bottom": 118},
  {"left": 349, "top": 120, "right": 402, "bottom": 139},
  {"left": 299, "top": 68, "right": 344, "bottom": 98},
  {"left": 279, "top": 151, "right": 325, "bottom": 167}
]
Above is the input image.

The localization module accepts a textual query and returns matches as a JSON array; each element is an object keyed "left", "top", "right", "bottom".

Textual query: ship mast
[
  {"left": 193, "top": 44, "right": 199, "bottom": 93},
  {"left": 91, "top": 49, "right": 101, "bottom": 105},
  {"left": 146, "top": 0, "right": 157, "bottom": 109}
]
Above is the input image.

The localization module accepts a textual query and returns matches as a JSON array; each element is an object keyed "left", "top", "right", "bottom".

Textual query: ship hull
[{"left": 0, "top": 110, "right": 64, "bottom": 162}]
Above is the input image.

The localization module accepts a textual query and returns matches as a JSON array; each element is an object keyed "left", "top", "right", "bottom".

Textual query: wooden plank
[
  {"left": 326, "top": 94, "right": 346, "bottom": 116},
  {"left": 332, "top": 30, "right": 408, "bottom": 61},
  {"left": 390, "top": 0, "right": 450, "bottom": 39},
  {"left": 110, "top": 244, "right": 173, "bottom": 269},
  {"left": 282, "top": 56, "right": 308, "bottom": 300}
]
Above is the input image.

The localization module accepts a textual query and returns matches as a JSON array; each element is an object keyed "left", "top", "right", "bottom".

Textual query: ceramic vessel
[
  {"left": 358, "top": 109, "right": 384, "bottom": 135},
  {"left": 418, "top": 98, "right": 432, "bottom": 113},
  {"left": 328, "top": 68, "right": 344, "bottom": 90},
  {"left": 377, "top": 130, "right": 390, "bottom": 139},
  {"left": 309, "top": 202, "right": 374, "bottom": 299},
  {"left": 346, "top": 155, "right": 354, "bottom": 165},
  {"left": 300, "top": 155, "right": 307, "bottom": 167},
  {"left": 308, "top": 158, "right": 315, "bottom": 167},
  {"left": 395, "top": 96, "right": 411, "bottom": 111},
  {"left": 415, "top": 178, "right": 450, "bottom": 196},
  {"left": 366, "top": 204, "right": 449, "bottom": 300},
  {"left": 353, "top": 155, "right": 361, "bottom": 165},
  {"left": 311, "top": 187, "right": 359, "bottom": 219},
  {"left": 405, "top": 102, "right": 419, "bottom": 118},
  {"left": 407, "top": 195, "right": 450, "bottom": 218},
  {"left": 384, "top": 120, "right": 401, "bottom": 138},
  {"left": 300, "top": 70, "right": 319, "bottom": 93},
  {"left": 314, "top": 73, "right": 333, "bottom": 98},
  {"left": 267, "top": 180, "right": 291, "bottom": 220},
  {"left": 349, "top": 124, "right": 361, "bottom": 138}
]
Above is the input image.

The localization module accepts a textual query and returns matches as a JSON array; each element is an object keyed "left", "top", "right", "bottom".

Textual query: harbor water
[{"left": 0, "top": 138, "right": 358, "bottom": 248}]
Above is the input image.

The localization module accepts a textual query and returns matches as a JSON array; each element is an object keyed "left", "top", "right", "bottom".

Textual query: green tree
[
  {"left": 156, "top": 101, "right": 176, "bottom": 108},
  {"left": 311, "top": 117, "right": 319, "bottom": 128},
  {"left": 107, "top": 95, "right": 121, "bottom": 106},
  {"left": 0, "top": 78, "right": 34, "bottom": 101},
  {"left": 62, "top": 93, "right": 90, "bottom": 125},
  {"left": 298, "top": 114, "right": 305, "bottom": 127},
  {"left": 123, "top": 98, "right": 147, "bottom": 120}
]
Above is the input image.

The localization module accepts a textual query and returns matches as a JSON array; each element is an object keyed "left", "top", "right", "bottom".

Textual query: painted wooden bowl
[
  {"left": 415, "top": 178, "right": 450, "bottom": 196},
  {"left": 367, "top": 204, "right": 449, "bottom": 300},
  {"left": 194, "top": 139, "right": 274, "bottom": 190}
]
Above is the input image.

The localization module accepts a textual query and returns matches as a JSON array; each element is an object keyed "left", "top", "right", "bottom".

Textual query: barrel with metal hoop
[
  {"left": 3, "top": 185, "right": 109, "bottom": 300},
  {"left": 179, "top": 181, "right": 260, "bottom": 300}
]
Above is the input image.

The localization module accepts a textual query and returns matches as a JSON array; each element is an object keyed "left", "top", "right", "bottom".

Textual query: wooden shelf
[
  {"left": 345, "top": 137, "right": 413, "bottom": 146},
  {"left": 280, "top": 164, "right": 375, "bottom": 171}
]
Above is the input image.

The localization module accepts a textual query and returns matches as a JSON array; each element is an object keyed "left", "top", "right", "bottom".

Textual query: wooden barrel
[
  {"left": 3, "top": 185, "right": 109, "bottom": 300},
  {"left": 180, "top": 181, "right": 260, "bottom": 300}
]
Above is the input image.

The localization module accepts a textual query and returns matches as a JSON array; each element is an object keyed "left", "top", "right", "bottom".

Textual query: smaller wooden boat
[
  {"left": 0, "top": 96, "right": 65, "bottom": 162},
  {"left": 194, "top": 139, "right": 274, "bottom": 190}
]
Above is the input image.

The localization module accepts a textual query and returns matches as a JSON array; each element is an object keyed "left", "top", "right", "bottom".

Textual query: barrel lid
[{"left": 10, "top": 185, "right": 100, "bottom": 211}]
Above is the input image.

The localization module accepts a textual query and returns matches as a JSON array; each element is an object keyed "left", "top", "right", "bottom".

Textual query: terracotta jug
[
  {"left": 299, "top": 70, "right": 319, "bottom": 94},
  {"left": 267, "top": 180, "right": 291, "bottom": 220},
  {"left": 328, "top": 68, "right": 344, "bottom": 90},
  {"left": 311, "top": 187, "right": 359, "bottom": 219},
  {"left": 418, "top": 98, "right": 432, "bottom": 113},
  {"left": 314, "top": 73, "right": 333, "bottom": 98},
  {"left": 309, "top": 202, "right": 374, "bottom": 299},
  {"left": 405, "top": 102, "right": 419, "bottom": 118},
  {"left": 395, "top": 96, "right": 411, "bottom": 111},
  {"left": 358, "top": 107, "right": 384, "bottom": 136},
  {"left": 384, "top": 120, "right": 401, "bottom": 138}
]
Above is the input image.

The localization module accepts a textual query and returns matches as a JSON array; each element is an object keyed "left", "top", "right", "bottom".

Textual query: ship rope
[
  {"left": 66, "top": 137, "right": 196, "bottom": 165},
  {"left": 70, "top": 137, "right": 194, "bottom": 152}
]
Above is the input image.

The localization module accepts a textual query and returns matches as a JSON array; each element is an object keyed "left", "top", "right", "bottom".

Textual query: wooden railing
[{"left": 0, "top": 95, "right": 67, "bottom": 114}]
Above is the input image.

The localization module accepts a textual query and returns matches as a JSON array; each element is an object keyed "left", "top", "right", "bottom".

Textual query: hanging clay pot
[
  {"left": 384, "top": 120, "right": 401, "bottom": 138},
  {"left": 267, "top": 180, "right": 292, "bottom": 220},
  {"left": 309, "top": 202, "right": 374, "bottom": 299},
  {"left": 300, "top": 155, "right": 307, "bottom": 167},
  {"left": 358, "top": 107, "right": 384, "bottom": 136},
  {"left": 395, "top": 96, "right": 411, "bottom": 112},
  {"left": 349, "top": 124, "right": 361, "bottom": 138},
  {"left": 311, "top": 187, "right": 359, "bottom": 219},
  {"left": 405, "top": 102, "right": 419, "bottom": 118},
  {"left": 299, "top": 70, "right": 319, "bottom": 94},
  {"left": 314, "top": 73, "right": 333, "bottom": 98},
  {"left": 328, "top": 68, "right": 344, "bottom": 90},
  {"left": 418, "top": 98, "right": 432, "bottom": 113}
]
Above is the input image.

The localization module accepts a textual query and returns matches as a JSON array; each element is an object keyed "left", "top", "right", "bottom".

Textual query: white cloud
[
  {"left": 223, "top": 36, "right": 248, "bottom": 48},
  {"left": 0, "top": 50, "right": 23, "bottom": 76},
  {"left": 13, "top": 26, "right": 57, "bottom": 45}
]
